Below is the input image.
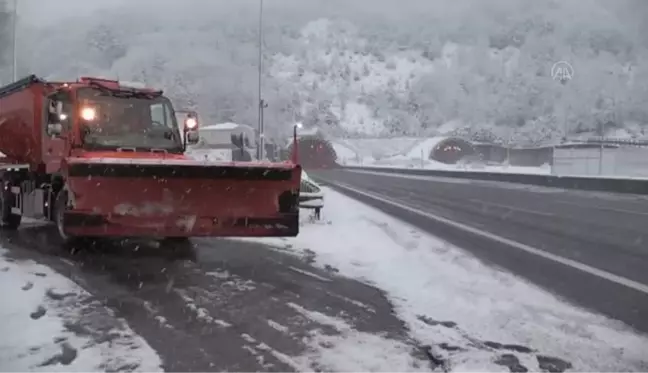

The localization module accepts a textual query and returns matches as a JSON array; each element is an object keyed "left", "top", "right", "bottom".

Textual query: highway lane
[{"left": 310, "top": 169, "right": 648, "bottom": 334}]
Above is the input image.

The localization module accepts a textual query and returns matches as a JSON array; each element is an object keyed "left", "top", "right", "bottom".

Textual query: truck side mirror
[
  {"left": 47, "top": 100, "right": 58, "bottom": 122},
  {"left": 186, "top": 130, "right": 199, "bottom": 145},
  {"left": 47, "top": 110, "right": 59, "bottom": 125},
  {"left": 46, "top": 122, "right": 63, "bottom": 137},
  {"left": 46, "top": 100, "right": 64, "bottom": 137},
  {"left": 231, "top": 133, "right": 242, "bottom": 148}
]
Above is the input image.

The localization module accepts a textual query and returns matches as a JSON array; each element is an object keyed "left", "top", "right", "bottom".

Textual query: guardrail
[
  {"left": 343, "top": 166, "right": 648, "bottom": 195},
  {"left": 299, "top": 170, "right": 324, "bottom": 220}
]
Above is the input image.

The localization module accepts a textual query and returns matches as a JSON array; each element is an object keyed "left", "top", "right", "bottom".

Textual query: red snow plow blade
[{"left": 61, "top": 157, "right": 301, "bottom": 238}]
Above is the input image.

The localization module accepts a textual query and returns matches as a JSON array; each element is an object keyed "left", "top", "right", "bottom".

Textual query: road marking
[{"left": 322, "top": 179, "right": 648, "bottom": 296}]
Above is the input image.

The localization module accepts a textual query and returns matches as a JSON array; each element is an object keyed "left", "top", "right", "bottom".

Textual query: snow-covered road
[
  {"left": 0, "top": 214, "right": 423, "bottom": 371},
  {"left": 1, "top": 187, "right": 647, "bottom": 372},
  {"left": 0, "top": 248, "right": 162, "bottom": 372},
  {"left": 241, "top": 187, "right": 648, "bottom": 372}
]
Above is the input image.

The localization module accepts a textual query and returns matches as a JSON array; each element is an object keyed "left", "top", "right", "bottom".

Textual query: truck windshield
[{"left": 76, "top": 87, "right": 183, "bottom": 152}]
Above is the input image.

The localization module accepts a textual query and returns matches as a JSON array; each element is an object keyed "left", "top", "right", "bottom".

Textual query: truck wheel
[
  {"left": 0, "top": 181, "right": 21, "bottom": 230},
  {"left": 54, "top": 191, "right": 84, "bottom": 248}
]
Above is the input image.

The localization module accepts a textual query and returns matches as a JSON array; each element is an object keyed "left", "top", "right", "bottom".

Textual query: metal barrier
[
  {"left": 553, "top": 147, "right": 648, "bottom": 178},
  {"left": 344, "top": 166, "right": 648, "bottom": 195}
]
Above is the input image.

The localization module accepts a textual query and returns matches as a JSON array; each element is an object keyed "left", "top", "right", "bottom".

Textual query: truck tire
[
  {"left": 0, "top": 181, "right": 21, "bottom": 230},
  {"left": 54, "top": 190, "right": 85, "bottom": 248}
]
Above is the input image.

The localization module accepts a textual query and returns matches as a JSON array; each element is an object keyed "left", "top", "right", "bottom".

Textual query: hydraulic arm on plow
[{"left": 0, "top": 75, "right": 302, "bottom": 246}]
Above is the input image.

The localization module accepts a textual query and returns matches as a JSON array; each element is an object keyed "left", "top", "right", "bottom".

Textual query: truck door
[{"left": 42, "top": 91, "right": 71, "bottom": 174}]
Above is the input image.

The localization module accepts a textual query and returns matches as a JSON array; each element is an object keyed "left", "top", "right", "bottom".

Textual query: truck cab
[{"left": 44, "top": 78, "right": 199, "bottom": 164}]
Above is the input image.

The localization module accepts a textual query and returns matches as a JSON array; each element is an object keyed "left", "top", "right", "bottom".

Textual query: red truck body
[
  {"left": 0, "top": 78, "right": 49, "bottom": 168},
  {"left": 0, "top": 75, "right": 302, "bottom": 243}
]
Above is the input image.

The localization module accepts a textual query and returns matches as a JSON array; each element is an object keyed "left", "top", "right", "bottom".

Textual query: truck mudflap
[{"left": 61, "top": 158, "right": 302, "bottom": 238}]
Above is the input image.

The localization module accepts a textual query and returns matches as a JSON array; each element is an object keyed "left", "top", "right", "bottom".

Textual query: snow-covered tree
[
  {"left": 15, "top": 0, "right": 648, "bottom": 143},
  {"left": 85, "top": 24, "right": 127, "bottom": 70}
]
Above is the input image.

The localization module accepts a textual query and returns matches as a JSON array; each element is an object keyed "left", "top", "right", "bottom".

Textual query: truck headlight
[
  {"left": 80, "top": 107, "right": 97, "bottom": 121},
  {"left": 185, "top": 117, "right": 198, "bottom": 130}
]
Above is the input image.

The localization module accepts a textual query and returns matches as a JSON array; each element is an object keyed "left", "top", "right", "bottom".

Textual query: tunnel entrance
[
  {"left": 429, "top": 137, "right": 476, "bottom": 164},
  {"left": 287, "top": 136, "right": 339, "bottom": 169}
]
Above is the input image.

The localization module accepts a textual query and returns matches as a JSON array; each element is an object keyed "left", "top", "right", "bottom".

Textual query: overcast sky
[
  {"left": 13, "top": 0, "right": 646, "bottom": 35},
  {"left": 18, "top": 0, "right": 129, "bottom": 25}
]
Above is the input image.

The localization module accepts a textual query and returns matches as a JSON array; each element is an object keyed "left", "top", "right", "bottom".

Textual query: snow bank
[
  {"left": 0, "top": 249, "right": 162, "bottom": 372},
  {"left": 238, "top": 188, "right": 648, "bottom": 371}
]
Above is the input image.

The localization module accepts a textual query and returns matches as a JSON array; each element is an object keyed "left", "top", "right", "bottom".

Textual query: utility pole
[
  {"left": 551, "top": 60, "right": 574, "bottom": 175},
  {"left": 256, "top": 0, "right": 265, "bottom": 160},
  {"left": 11, "top": 0, "right": 18, "bottom": 81},
  {"left": 598, "top": 119, "right": 604, "bottom": 175}
]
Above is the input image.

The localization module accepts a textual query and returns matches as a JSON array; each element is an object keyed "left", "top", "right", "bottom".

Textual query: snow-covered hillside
[
  {"left": 4, "top": 0, "right": 648, "bottom": 146},
  {"left": 269, "top": 13, "right": 648, "bottom": 146}
]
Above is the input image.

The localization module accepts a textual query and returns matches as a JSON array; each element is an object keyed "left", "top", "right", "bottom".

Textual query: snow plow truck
[{"left": 0, "top": 75, "right": 302, "bottom": 246}]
